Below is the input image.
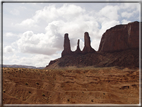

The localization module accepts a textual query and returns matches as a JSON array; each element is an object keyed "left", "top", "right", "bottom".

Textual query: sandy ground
[{"left": 2, "top": 67, "right": 140, "bottom": 104}]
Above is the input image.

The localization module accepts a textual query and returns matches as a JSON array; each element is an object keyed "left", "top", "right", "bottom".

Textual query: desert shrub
[
  {"left": 3, "top": 89, "right": 5, "bottom": 93},
  {"left": 120, "top": 86, "right": 129, "bottom": 89},
  {"left": 36, "top": 82, "right": 39, "bottom": 85},
  {"left": 42, "top": 93, "right": 45, "bottom": 96}
]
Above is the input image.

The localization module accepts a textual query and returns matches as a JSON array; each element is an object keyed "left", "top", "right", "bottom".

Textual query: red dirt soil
[{"left": 2, "top": 67, "right": 139, "bottom": 104}]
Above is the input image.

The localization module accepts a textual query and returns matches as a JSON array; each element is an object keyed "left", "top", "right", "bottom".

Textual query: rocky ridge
[
  {"left": 2, "top": 64, "right": 44, "bottom": 69},
  {"left": 46, "top": 21, "right": 140, "bottom": 69}
]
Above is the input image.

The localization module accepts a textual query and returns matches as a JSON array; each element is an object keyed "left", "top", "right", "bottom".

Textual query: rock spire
[
  {"left": 61, "top": 32, "right": 96, "bottom": 57},
  {"left": 61, "top": 33, "right": 72, "bottom": 57},
  {"left": 82, "top": 32, "right": 96, "bottom": 54},
  {"left": 74, "top": 39, "right": 82, "bottom": 54}
]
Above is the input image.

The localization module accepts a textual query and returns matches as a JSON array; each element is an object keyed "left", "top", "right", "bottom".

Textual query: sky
[{"left": 2, "top": 1, "right": 141, "bottom": 67}]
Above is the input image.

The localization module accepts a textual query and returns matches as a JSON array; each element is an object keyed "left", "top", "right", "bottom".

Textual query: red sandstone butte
[{"left": 98, "top": 21, "right": 139, "bottom": 52}]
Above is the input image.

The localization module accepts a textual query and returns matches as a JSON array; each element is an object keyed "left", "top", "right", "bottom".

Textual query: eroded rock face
[
  {"left": 74, "top": 39, "right": 82, "bottom": 54},
  {"left": 98, "top": 21, "right": 139, "bottom": 52},
  {"left": 82, "top": 32, "right": 96, "bottom": 54},
  {"left": 61, "top": 33, "right": 72, "bottom": 57}
]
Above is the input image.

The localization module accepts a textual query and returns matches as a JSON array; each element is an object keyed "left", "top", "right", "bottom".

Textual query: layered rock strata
[{"left": 98, "top": 21, "right": 139, "bottom": 52}]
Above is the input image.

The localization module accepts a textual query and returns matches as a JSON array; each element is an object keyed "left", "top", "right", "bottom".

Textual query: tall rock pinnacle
[
  {"left": 74, "top": 39, "right": 81, "bottom": 54},
  {"left": 82, "top": 32, "right": 96, "bottom": 54},
  {"left": 61, "top": 33, "right": 72, "bottom": 57}
]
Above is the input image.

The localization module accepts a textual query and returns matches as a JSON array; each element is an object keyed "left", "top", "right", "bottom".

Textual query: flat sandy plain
[{"left": 2, "top": 67, "right": 139, "bottom": 104}]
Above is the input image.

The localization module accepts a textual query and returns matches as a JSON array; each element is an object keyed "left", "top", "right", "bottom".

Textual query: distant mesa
[
  {"left": 2, "top": 64, "right": 44, "bottom": 69},
  {"left": 61, "top": 32, "right": 96, "bottom": 57}
]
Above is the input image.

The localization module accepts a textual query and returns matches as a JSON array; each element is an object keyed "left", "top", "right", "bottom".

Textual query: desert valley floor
[{"left": 2, "top": 67, "right": 139, "bottom": 104}]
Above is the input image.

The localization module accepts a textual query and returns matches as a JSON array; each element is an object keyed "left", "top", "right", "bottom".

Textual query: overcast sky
[{"left": 2, "top": 1, "right": 140, "bottom": 67}]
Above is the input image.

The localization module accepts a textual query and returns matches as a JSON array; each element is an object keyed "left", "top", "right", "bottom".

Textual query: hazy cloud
[
  {"left": 10, "top": 9, "right": 20, "bottom": 15},
  {"left": 5, "top": 32, "right": 15, "bottom": 37}
]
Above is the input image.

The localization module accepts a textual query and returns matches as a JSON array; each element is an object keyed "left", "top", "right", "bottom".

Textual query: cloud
[
  {"left": 11, "top": 3, "right": 141, "bottom": 54},
  {"left": 99, "top": 20, "right": 120, "bottom": 34},
  {"left": 121, "top": 12, "right": 133, "bottom": 18},
  {"left": 16, "top": 31, "right": 62, "bottom": 55},
  {"left": 10, "top": 9, "right": 20, "bottom": 15},
  {"left": 5, "top": 32, "right": 15, "bottom": 37},
  {"left": 121, "top": 19, "right": 131, "bottom": 24},
  {"left": 19, "top": 19, "right": 36, "bottom": 27},
  {"left": 16, "top": 4, "right": 86, "bottom": 28},
  {"left": 3, "top": 53, "right": 60, "bottom": 67},
  {"left": 120, "top": 3, "right": 140, "bottom": 20},
  {"left": 14, "top": 4, "right": 101, "bottom": 54},
  {"left": 4, "top": 46, "right": 15, "bottom": 53},
  {"left": 120, "top": 3, "right": 140, "bottom": 11},
  {"left": 99, "top": 5, "right": 119, "bottom": 21}
]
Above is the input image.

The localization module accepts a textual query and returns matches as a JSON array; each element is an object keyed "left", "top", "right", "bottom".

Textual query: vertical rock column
[
  {"left": 74, "top": 39, "right": 82, "bottom": 54},
  {"left": 82, "top": 32, "right": 96, "bottom": 54},
  {"left": 61, "top": 33, "right": 72, "bottom": 57}
]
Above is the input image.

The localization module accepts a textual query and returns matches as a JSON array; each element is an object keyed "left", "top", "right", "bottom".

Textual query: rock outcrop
[
  {"left": 74, "top": 39, "right": 82, "bottom": 54},
  {"left": 61, "top": 33, "right": 72, "bottom": 57},
  {"left": 98, "top": 21, "right": 139, "bottom": 52},
  {"left": 61, "top": 32, "right": 95, "bottom": 57},
  {"left": 46, "top": 21, "right": 139, "bottom": 69},
  {"left": 82, "top": 32, "right": 96, "bottom": 54}
]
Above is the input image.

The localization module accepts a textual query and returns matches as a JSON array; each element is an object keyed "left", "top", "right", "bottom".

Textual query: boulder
[
  {"left": 82, "top": 32, "right": 96, "bottom": 54},
  {"left": 98, "top": 21, "right": 139, "bottom": 52}
]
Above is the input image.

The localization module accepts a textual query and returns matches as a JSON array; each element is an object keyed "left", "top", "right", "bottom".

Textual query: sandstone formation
[
  {"left": 61, "top": 32, "right": 95, "bottom": 57},
  {"left": 82, "top": 32, "right": 96, "bottom": 54},
  {"left": 74, "top": 39, "right": 82, "bottom": 54},
  {"left": 46, "top": 21, "right": 139, "bottom": 69},
  {"left": 98, "top": 21, "right": 139, "bottom": 52},
  {"left": 61, "top": 33, "right": 72, "bottom": 57}
]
